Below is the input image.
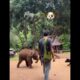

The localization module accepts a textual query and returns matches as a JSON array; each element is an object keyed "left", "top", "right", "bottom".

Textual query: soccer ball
[{"left": 47, "top": 12, "right": 55, "bottom": 20}]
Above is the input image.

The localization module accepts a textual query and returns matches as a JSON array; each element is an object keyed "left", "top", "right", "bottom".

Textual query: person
[{"left": 38, "top": 30, "right": 55, "bottom": 80}]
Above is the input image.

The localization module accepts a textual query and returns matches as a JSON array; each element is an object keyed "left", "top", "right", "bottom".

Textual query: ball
[{"left": 47, "top": 12, "right": 55, "bottom": 20}]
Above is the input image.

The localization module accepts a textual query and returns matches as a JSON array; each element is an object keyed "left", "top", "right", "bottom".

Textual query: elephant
[{"left": 17, "top": 48, "right": 39, "bottom": 68}]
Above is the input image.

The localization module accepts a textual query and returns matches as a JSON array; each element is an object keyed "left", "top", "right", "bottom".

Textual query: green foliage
[
  {"left": 10, "top": 0, "right": 70, "bottom": 50},
  {"left": 10, "top": 31, "right": 21, "bottom": 50},
  {"left": 18, "top": 31, "right": 25, "bottom": 44},
  {"left": 59, "top": 34, "right": 70, "bottom": 50},
  {"left": 26, "top": 29, "right": 34, "bottom": 48}
]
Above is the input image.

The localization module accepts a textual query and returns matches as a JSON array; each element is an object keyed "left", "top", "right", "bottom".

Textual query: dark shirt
[{"left": 38, "top": 38, "right": 52, "bottom": 58}]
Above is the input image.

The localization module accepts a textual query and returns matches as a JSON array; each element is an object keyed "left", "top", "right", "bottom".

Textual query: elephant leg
[
  {"left": 25, "top": 60, "right": 29, "bottom": 67},
  {"left": 28, "top": 62, "right": 32, "bottom": 68},
  {"left": 35, "top": 59, "right": 38, "bottom": 63},
  {"left": 17, "top": 59, "right": 23, "bottom": 68},
  {"left": 27, "top": 57, "right": 33, "bottom": 68}
]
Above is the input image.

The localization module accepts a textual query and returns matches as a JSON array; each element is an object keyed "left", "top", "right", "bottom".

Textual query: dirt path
[{"left": 10, "top": 53, "right": 70, "bottom": 80}]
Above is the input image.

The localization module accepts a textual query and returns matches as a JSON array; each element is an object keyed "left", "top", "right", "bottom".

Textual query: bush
[
  {"left": 26, "top": 30, "right": 34, "bottom": 48},
  {"left": 59, "top": 34, "right": 70, "bottom": 50},
  {"left": 10, "top": 31, "right": 22, "bottom": 50}
]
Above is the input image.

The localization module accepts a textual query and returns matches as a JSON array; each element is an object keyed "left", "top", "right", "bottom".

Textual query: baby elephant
[{"left": 17, "top": 48, "right": 39, "bottom": 68}]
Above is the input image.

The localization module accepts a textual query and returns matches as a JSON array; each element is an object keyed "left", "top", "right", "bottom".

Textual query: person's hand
[{"left": 53, "top": 58, "right": 55, "bottom": 62}]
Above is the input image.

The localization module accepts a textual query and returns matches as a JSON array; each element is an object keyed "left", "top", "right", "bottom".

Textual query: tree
[{"left": 10, "top": 0, "right": 70, "bottom": 50}]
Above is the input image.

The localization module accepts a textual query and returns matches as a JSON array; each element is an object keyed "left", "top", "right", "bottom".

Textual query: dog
[{"left": 65, "top": 58, "right": 70, "bottom": 66}]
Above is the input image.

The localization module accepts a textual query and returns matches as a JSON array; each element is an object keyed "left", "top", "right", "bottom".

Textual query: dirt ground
[{"left": 10, "top": 53, "right": 70, "bottom": 80}]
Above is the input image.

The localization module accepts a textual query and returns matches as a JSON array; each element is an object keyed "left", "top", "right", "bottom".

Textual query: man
[{"left": 38, "top": 30, "right": 54, "bottom": 80}]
